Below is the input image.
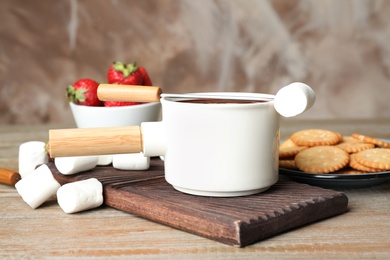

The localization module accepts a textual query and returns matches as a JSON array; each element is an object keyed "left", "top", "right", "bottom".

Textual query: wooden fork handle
[
  {"left": 49, "top": 126, "right": 143, "bottom": 157},
  {"left": 98, "top": 84, "right": 162, "bottom": 103}
]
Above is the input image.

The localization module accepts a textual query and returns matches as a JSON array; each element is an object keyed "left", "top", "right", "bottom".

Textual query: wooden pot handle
[
  {"left": 98, "top": 84, "right": 162, "bottom": 103},
  {"left": 49, "top": 126, "right": 143, "bottom": 157}
]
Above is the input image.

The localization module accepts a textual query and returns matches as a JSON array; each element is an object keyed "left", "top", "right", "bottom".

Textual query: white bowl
[{"left": 69, "top": 102, "right": 161, "bottom": 128}]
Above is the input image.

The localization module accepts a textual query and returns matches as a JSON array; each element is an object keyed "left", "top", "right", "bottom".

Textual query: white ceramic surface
[
  {"left": 69, "top": 102, "right": 161, "bottom": 128},
  {"left": 141, "top": 93, "right": 280, "bottom": 197}
]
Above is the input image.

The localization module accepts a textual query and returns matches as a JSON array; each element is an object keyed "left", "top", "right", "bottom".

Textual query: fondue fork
[
  {"left": 97, "top": 82, "right": 316, "bottom": 118},
  {"left": 97, "top": 84, "right": 274, "bottom": 103}
]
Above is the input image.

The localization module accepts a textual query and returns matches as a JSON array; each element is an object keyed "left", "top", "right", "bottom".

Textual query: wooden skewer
[
  {"left": 49, "top": 126, "right": 143, "bottom": 158},
  {"left": 0, "top": 168, "right": 21, "bottom": 185}
]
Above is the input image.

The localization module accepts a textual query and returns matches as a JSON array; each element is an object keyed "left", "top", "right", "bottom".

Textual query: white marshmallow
[
  {"left": 274, "top": 82, "right": 316, "bottom": 117},
  {"left": 97, "top": 155, "right": 113, "bottom": 166},
  {"left": 18, "top": 141, "right": 49, "bottom": 178},
  {"left": 54, "top": 156, "right": 98, "bottom": 175},
  {"left": 57, "top": 178, "right": 103, "bottom": 214},
  {"left": 15, "top": 164, "right": 61, "bottom": 209},
  {"left": 113, "top": 153, "right": 150, "bottom": 170}
]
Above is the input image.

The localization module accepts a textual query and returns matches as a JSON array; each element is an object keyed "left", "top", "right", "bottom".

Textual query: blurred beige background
[{"left": 0, "top": 0, "right": 389, "bottom": 125}]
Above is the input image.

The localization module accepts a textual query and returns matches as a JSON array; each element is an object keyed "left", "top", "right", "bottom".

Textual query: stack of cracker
[{"left": 279, "top": 129, "right": 390, "bottom": 174}]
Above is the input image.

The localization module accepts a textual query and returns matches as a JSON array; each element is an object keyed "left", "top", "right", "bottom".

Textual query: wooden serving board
[{"left": 49, "top": 159, "right": 348, "bottom": 247}]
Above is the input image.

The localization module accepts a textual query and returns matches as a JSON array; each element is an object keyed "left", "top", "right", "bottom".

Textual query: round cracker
[
  {"left": 290, "top": 129, "right": 342, "bottom": 147},
  {"left": 334, "top": 167, "right": 367, "bottom": 175},
  {"left": 279, "top": 146, "right": 308, "bottom": 159},
  {"left": 349, "top": 153, "right": 383, "bottom": 172},
  {"left": 279, "top": 159, "right": 297, "bottom": 170},
  {"left": 294, "top": 146, "right": 349, "bottom": 173},
  {"left": 280, "top": 138, "right": 300, "bottom": 149},
  {"left": 351, "top": 133, "right": 390, "bottom": 148},
  {"left": 354, "top": 148, "right": 390, "bottom": 170},
  {"left": 335, "top": 132, "right": 343, "bottom": 142},
  {"left": 336, "top": 140, "right": 375, "bottom": 153},
  {"left": 342, "top": 136, "right": 363, "bottom": 143}
]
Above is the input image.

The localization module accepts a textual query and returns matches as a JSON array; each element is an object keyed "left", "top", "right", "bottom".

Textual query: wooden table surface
[{"left": 1, "top": 119, "right": 390, "bottom": 259}]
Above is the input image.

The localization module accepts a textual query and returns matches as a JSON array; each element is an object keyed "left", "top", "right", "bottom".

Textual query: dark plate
[
  {"left": 279, "top": 168, "right": 390, "bottom": 188},
  {"left": 279, "top": 138, "right": 390, "bottom": 188}
]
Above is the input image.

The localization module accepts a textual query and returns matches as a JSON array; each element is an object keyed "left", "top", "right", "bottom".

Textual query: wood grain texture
[
  {"left": 98, "top": 84, "right": 162, "bottom": 103},
  {"left": 0, "top": 168, "right": 20, "bottom": 185},
  {"left": 49, "top": 159, "right": 348, "bottom": 247},
  {"left": 49, "top": 126, "right": 142, "bottom": 157}
]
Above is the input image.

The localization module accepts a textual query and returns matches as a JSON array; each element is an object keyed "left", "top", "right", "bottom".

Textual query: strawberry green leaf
[{"left": 113, "top": 61, "right": 125, "bottom": 71}]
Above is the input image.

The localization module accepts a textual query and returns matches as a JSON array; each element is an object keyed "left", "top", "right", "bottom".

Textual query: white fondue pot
[{"left": 49, "top": 83, "right": 315, "bottom": 197}]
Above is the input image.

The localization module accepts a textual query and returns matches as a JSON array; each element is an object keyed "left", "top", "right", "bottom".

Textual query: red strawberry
[
  {"left": 138, "top": 66, "right": 153, "bottom": 86},
  {"left": 66, "top": 78, "right": 103, "bottom": 106},
  {"left": 104, "top": 101, "right": 140, "bottom": 107},
  {"left": 107, "top": 61, "right": 144, "bottom": 85}
]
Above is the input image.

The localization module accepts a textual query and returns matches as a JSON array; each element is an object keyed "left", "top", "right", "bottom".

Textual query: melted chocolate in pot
[{"left": 178, "top": 99, "right": 267, "bottom": 104}]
